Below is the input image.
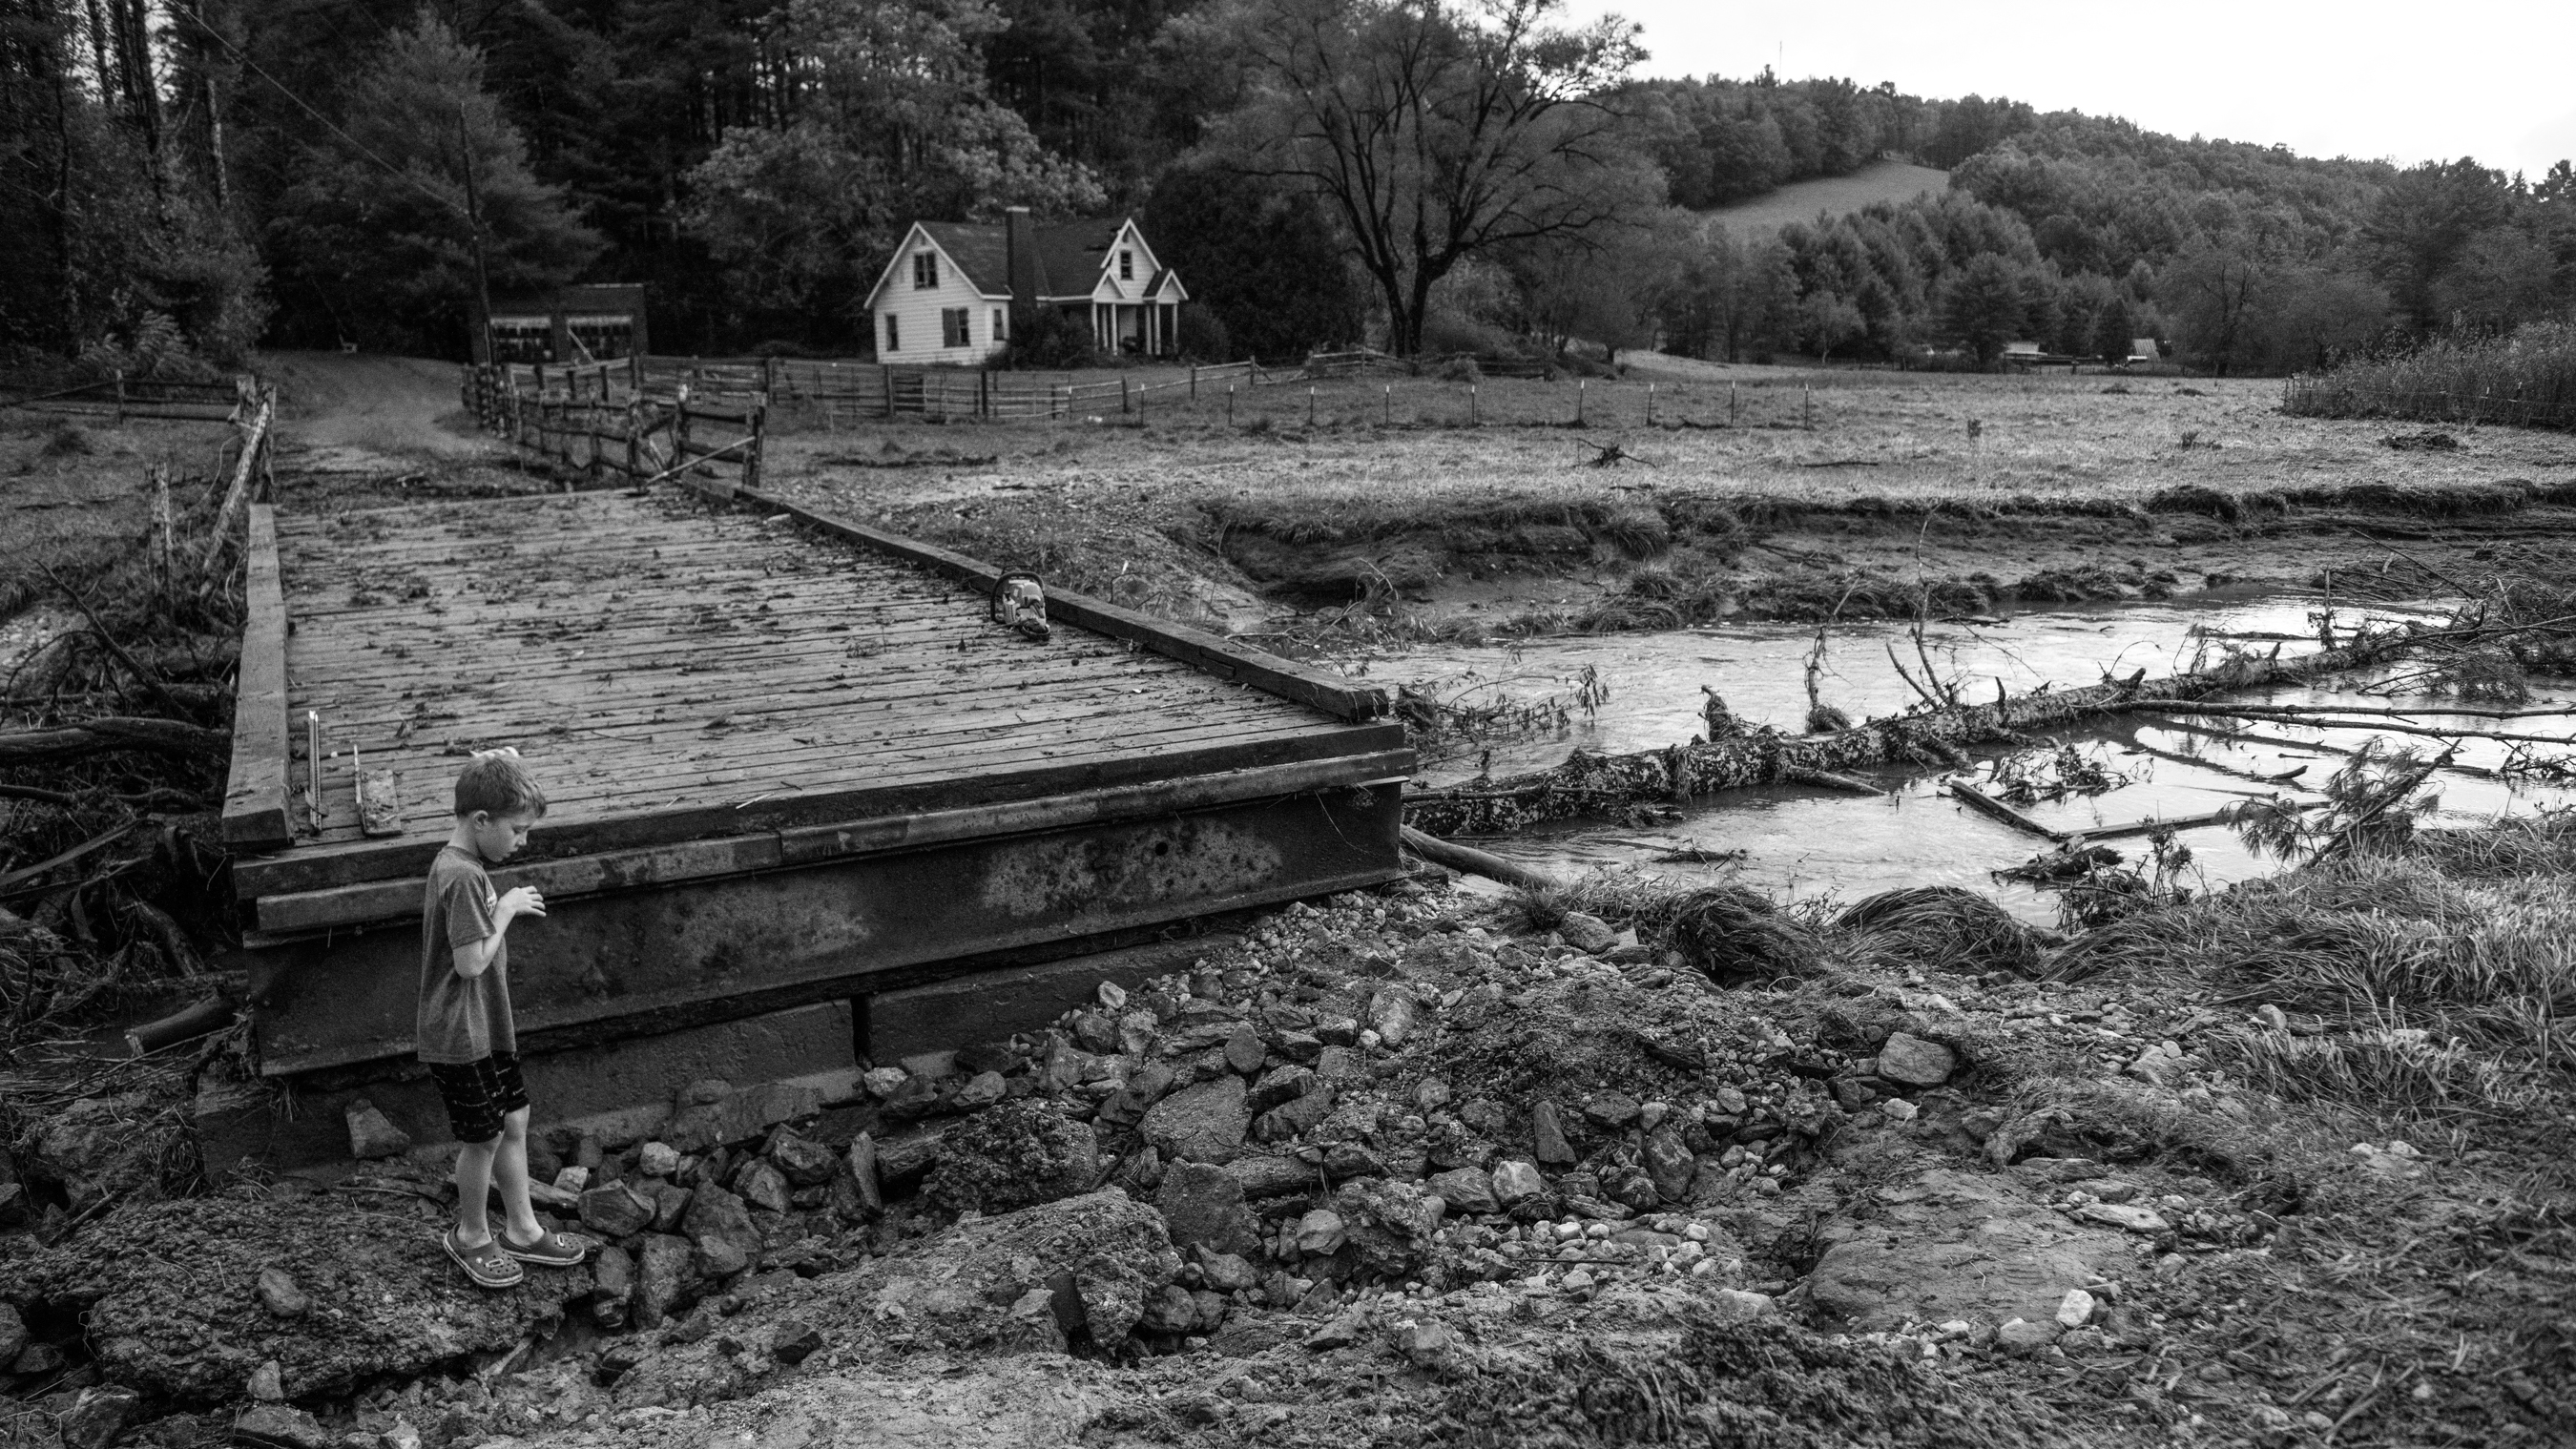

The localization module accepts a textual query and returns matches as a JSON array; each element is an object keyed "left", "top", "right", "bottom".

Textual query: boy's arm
[{"left": 447, "top": 883, "right": 544, "bottom": 979}]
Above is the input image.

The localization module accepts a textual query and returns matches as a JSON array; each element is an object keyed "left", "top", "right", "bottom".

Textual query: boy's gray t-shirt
[{"left": 417, "top": 844, "right": 514, "bottom": 1064}]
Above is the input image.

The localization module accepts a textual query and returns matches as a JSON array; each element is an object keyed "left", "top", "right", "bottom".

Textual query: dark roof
[
  {"left": 908, "top": 217, "right": 1134, "bottom": 300},
  {"left": 488, "top": 283, "right": 645, "bottom": 315},
  {"left": 1033, "top": 218, "right": 1123, "bottom": 298},
  {"left": 918, "top": 221, "right": 1012, "bottom": 297}
]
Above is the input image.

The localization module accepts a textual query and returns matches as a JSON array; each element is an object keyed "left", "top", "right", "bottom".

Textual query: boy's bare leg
[
  {"left": 454, "top": 1137, "right": 499, "bottom": 1248},
  {"left": 493, "top": 1106, "right": 542, "bottom": 1243}
]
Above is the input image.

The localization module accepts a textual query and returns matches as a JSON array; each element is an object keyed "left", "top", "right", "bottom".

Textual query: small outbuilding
[
  {"left": 481, "top": 284, "right": 649, "bottom": 364},
  {"left": 863, "top": 208, "right": 1188, "bottom": 365}
]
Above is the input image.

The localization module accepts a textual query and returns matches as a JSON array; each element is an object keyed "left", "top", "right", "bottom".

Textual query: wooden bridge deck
[{"left": 231, "top": 486, "right": 1400, "bottom": 907}]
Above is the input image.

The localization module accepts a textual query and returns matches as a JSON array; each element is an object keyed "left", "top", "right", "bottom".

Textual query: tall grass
[
  {"left": 2284, "top": 320, "right": 2576, "bottom": 430},
  {"left": 2052, "top": 819, "right": 2576, "bottom": 1120}
]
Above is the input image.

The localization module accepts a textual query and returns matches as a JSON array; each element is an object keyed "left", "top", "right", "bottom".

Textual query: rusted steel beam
[
  {"left": 246, "top": 783, "right": 1406, "bottom": 1077},
  {"left": 252, "top": 749, "right": 1415, "bottom": 934}
]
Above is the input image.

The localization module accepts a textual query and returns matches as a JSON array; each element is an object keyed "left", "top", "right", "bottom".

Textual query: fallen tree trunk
[
  {"left": 1402, "top": 625, "right": 2450, "bottom": 837},
  {"left": 1399, "top": 825, "right": 1561, "bottom": 893},
  {"left": 0, "top": 716, "right": 229, "bottom": 764}
]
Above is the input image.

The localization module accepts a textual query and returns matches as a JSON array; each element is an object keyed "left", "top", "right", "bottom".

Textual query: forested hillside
[{"left": 0, "top": 0, "right": 2567, "bottom": 374}]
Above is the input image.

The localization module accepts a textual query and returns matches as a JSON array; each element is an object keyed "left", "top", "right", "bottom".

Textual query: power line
[{"left": 174, "top": 9, "right": 470, "bottom": 223}]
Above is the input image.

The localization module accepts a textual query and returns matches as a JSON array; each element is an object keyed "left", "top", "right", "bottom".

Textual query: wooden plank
[
  {"left": 256, "top": 749, "right": 1415, "bottom": 933},
  {"left": 736, "top": 488, "right": 1390, "bottom": 722},
  {"left": 281, "top": 712, "right": 1358, "bottom": 847},
  {"left": 221, "top": 505, "right": 292, "bottom": 847},
  {"left": 232, "top": 719, "right": 1409, "bottom": 900}
]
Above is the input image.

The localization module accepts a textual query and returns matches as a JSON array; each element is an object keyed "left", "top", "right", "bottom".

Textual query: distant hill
[{"left": 1703, "top": 160, "right": 1951, "bottom": 238}]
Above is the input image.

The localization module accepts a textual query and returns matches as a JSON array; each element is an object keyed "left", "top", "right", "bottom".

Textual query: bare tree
[{"left": 1190, "top": 0, "right": 1654, "bottom": 356}]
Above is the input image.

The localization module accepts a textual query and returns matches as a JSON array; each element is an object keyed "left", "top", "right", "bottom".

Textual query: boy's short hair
[{"left": 454, "top": 755, "right": 548, "bottom": 819}]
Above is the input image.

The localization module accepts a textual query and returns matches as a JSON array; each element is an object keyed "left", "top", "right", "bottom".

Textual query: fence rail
[{"left": 0, "top": 370, "right": 258, "bottom": 422}]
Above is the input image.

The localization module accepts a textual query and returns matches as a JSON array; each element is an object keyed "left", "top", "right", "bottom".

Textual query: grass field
[{"left": 1701, "top": 158, "right": 1952, "bottom": 238}]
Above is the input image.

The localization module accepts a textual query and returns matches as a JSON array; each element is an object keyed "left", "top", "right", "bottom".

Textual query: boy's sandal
[
  {"left": 498, "top": 1225, "right": 592, "bottom": 1267},
  {"left": 445, "top": 1228, "right": 525, "bottom": 1289}
]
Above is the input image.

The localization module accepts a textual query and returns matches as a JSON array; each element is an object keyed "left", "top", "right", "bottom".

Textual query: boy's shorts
[{"left": 426, "top": 1052, "right": 529, "bottom": 1144}]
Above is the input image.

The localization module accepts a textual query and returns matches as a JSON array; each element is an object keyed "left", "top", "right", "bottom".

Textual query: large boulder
[
  {"left": 922, "top": 1101, "right": 1101, "bottom": 1215},
  {"left": 1328, "top": 1178, "right": 1437, "bottom": 1280},
  {"left": 1805, "top": 1169, "right": 2130, "bottom": 1333},
  {"left": 1137, "top": 1076, "right": 1250, "bottom": 1165},
  {"left": 1153, "top": 1162, "right": 1259, "bottom": 1259},
  {"left": 27, "top": 1093, "right": 177, "bottom": 1214},
  {"left": 7, "top": 1188, "right": 592, "bottom": 1404}
]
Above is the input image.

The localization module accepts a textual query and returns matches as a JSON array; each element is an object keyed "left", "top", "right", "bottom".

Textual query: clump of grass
[
  {"left": 1835, "top": 886, "right": 2045, "bottom": 975},
  {"left": 2223, "top": 1027, "right": 2541, "bottom": 1119}
]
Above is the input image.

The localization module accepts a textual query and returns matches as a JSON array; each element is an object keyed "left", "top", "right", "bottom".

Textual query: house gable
[{"left": 862, "top": 224, "right": 1011, "bottom": 315}]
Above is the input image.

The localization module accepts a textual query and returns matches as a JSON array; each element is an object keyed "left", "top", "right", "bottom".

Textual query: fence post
[
  {"left": 630, "top": 351, "right": 642, "bottom": 398},
  {"left": 1470, "top": 383, "right": 1478, "bottom": 427},
  {"left": 1227, "top": 383, "right": 1235, "bottom": 426},
  {"left": 1122, "top": 376, "right": 1131, "bottom": 415},
  {"left": 745, "top": 402, "right": 765, "bottom": 494},
  {"left": 625, "top": 401, "right": 639, "bottom": 478},
  {"left": 1191, "top": 364, "right": 1198, "bottom": 401},
  {"left": 883, "top": 366, "right": 895, "bottom": 419},
  {"left": 113, "top": 369, "right": 126, "bottom": 424},
  {"left": 1383, "top": 384, "right": 1391, "bottom": 426},
  {"left": 1647, "top": 383, "right": 1655, "bottom": 426},
  {"left": 1308, "top": 384, "right": 1316, "bottom": 426},
  {"left": 675, "top": 384, "right": 693, "bottom": 475},
  {"left": 1577, "top": 379, "right": 1585, "bottom": 426},
  {"left": 1730, "top": 382, "right": 1738, "bottom": 426},
  {"left": 980, "top": 370, "right": 989, "bottom": 419},
  {"left": 1803, "top": 384, "right": 1813, "bottom": 431}
]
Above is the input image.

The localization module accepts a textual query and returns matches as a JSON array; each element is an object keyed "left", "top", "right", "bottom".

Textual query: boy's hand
[{"left": 498, "top": 886, "right": 547, "bottom": 921}]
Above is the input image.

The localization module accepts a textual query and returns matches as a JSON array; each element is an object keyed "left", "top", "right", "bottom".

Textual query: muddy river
[{"left": 1341, "top": 592, "right": 2576, "bottom": 921}]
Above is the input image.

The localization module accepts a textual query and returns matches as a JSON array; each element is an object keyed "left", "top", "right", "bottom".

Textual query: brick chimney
[{"left": 1005, "top": 206, "right": 1040, "bottom": 333}]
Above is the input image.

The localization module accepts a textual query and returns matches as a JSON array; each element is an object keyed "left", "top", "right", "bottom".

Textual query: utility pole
[{"left": 458, "top": 110, "right": 495, "bottom": 366}]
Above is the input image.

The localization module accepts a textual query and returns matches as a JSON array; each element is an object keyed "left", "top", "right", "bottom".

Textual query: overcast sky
[{"left": 1564, "top": 0, "right": 2576, "bottom": 181}]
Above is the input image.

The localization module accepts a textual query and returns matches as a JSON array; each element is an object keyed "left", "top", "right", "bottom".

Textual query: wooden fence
[
  {"left": 462, "top": 364, "right": 765, "bottom": 493},
  {"left": 0, "top": 370, "right": 259, "bottom": 423},
  {"left": 2283, "top": 373, "right": 2576, "bottom": 431}
]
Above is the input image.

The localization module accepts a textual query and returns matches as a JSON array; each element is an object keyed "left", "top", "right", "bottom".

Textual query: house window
[
  {"left": 912, "top": 252, "right": 938, "bottom": 289},
  {"left": 942, "top": 308, "right": 970, "bottom": 348},
  {"left": 1118, "top": 249, "right": 1133, "bottom": 280},
  {"left": 992, "top": 308, "right": 1006, "bottom": 341},
  {"left": 883, "top": 314, "right": 899, "bottom": 352}
]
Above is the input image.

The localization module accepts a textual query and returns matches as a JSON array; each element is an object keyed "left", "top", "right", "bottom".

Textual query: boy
[{"left": 421, "top": 752, "right": 592, "bottom": 1288}]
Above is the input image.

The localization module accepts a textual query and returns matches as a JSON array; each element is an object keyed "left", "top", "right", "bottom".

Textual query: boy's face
[{"left": 466, "top": 809, "right": 539, "bottom": 861}]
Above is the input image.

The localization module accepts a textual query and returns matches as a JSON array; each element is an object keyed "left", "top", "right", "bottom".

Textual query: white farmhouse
[{"left": 862, "top": 207, "right": 1189, "bottom": 365}]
